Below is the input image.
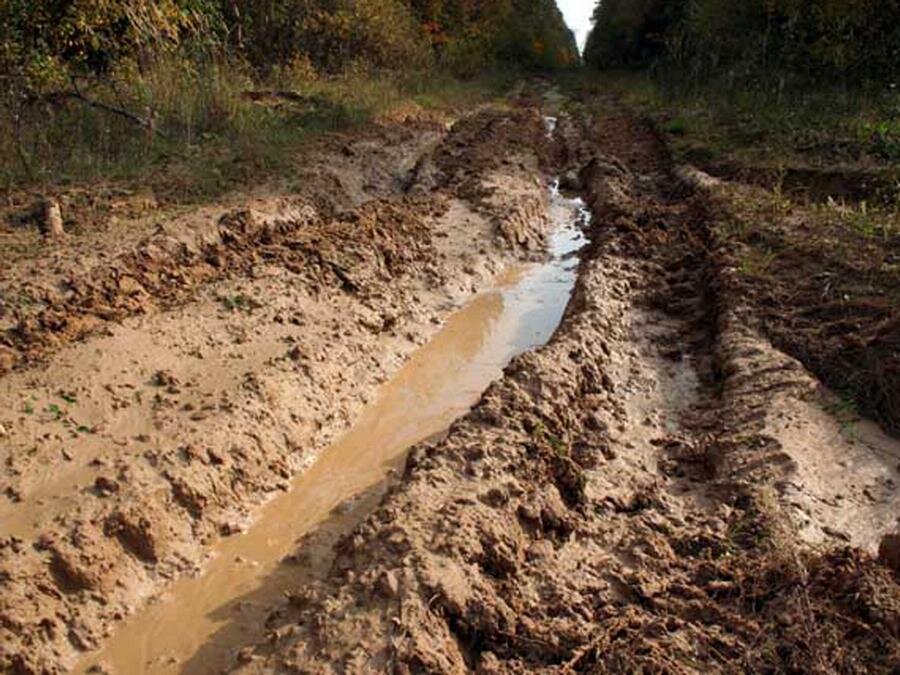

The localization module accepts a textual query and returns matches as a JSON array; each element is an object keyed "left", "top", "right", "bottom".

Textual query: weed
[
  {"left": 823, "top": 393, "right": 861, "bottom": 435},
  {"left": 221, "top": 293, "right": 260, "bottom": 312},
  {"left": 547, "top": 432, "right": 567, "bottom": 456},
  {"left": 664, "top": 116, "right": 688, "bottom": 135},
  {"left": 859, "top": 119, "right": 900, "bottom": 161},
  {"left": 821, "top": 197, "right": 900, "bottom": 241},
  {"left": 528, "top": 420, "right": 568, "bottom": 456},
  {"left": 848, "top": 202, "right": 878, "bottom": 238},
  {"left": 737, "top": 249, "right": 778, "bottom": 277}
]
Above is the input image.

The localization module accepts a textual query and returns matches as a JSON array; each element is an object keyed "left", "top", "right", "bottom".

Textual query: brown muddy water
[{"left": 76, "top": 186, "right": 590, "bottom": 674}]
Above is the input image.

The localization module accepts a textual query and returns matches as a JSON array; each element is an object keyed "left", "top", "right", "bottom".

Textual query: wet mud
[
  {"left": 75, "top": 167, "right": 589, "bottom": 675},
  {"left": 0, "top": 106, "right": 556, "bottom": 673},
  {"left": 221, "top": 98, "right": 900, "bottom": 674},
  {"left": 2, "top": 92, "right": 899, "bottom": 675}
]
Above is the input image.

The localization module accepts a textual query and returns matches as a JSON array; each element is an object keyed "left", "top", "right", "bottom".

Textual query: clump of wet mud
[{"left": 226, "top": 98, "right": 900, "bottom": 675}]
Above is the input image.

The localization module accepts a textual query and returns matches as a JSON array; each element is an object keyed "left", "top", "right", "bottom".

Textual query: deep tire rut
[{"left": 224, "top": 98, "right": 900, "bottom": 674}]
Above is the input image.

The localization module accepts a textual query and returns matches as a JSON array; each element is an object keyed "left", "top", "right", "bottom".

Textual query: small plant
[
  {"left": 825, "top": 197, "right": 897, "bottom": 240},
  {"left": 547, "top": 432, "right": 567, "bottom": 456},
  {"left": 664, "top": 116, "right": 688, "bottom": 135},
  {"left": 824, "top": 393, "right": 861, "bottom": 435},
  {"left": 529, "top": 420, "right": 568, "bottom": 456},
  {"left": 737, "top": 249, "right": 778, "bottom": 277},
  {"left": 222, "top": 294, "right": 251, "bottom": 311},
  {"left": 861, "top": 120, "right": 900, "bottom": 161},
  {"left": 848, "top": 201, "right": 879, "bottom": 238}
]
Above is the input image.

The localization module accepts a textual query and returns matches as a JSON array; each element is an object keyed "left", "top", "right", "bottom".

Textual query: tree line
[{"left": 584, "top": 0, "right": 900, "bottom": 85}]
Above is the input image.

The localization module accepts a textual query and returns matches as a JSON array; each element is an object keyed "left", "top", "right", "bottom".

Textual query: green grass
[{"left": 581, "top": 70, "right": 900, "bottom": 171}]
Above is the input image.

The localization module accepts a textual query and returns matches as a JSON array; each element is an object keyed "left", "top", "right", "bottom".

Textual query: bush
[{"left": 1, "top": 0, "right": 578, "bottom": 91}]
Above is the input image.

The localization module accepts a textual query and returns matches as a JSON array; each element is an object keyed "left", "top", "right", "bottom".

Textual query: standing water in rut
[{"left": 77, "top": 174, "right": 590, "bottom": 674}]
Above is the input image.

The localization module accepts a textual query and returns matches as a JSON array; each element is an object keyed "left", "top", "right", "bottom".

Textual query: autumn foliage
[{"left": 1, "top": 0, "right": 578, "bottom": 91}]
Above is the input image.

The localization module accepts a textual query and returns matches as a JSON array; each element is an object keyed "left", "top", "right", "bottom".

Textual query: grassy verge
[
  {"left": 1, "top": 61, "right": 519, "bottom": 204},
  {"left": 579, "top": 71, "right": 900, "bottom": 177}
]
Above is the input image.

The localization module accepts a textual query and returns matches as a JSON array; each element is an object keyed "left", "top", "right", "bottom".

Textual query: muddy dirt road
[{"left": 2, "top": 91, "right": 900, "bottom": 673}]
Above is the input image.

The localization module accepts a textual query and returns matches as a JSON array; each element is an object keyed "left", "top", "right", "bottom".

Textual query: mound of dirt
[{"left": 688, "top": 158, "right": 900, "bottom": 438}]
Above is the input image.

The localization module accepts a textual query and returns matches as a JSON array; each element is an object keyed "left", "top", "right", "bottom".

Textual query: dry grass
[{"left": 0, "top": 59, "right": 517, "bottom": 202}]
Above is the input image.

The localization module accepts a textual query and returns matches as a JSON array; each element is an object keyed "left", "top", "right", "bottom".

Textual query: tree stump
[{"left": 41, "top": 198, "right": 65, "bottom": 237}]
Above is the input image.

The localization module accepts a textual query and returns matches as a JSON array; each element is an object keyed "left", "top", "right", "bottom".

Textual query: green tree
[{"left": 584, "top": 0, "right": 900, "bottom": 83}]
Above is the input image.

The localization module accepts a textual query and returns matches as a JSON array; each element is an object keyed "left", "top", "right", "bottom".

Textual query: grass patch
[{"left": 582, "top": 71, "right": 900, "bottom": 172}]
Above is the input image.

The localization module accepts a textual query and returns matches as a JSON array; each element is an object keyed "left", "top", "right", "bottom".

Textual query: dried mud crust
[
  {"left": 0, "top": 107, "right": 554, "bottom": 673},
  {"left": 230, "top": 102, "right": 900, "bottom": 673}
]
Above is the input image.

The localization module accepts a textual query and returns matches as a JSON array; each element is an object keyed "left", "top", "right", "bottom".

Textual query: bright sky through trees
[{"left": 557, "top": 0, "right": 594, "bottom": 50}]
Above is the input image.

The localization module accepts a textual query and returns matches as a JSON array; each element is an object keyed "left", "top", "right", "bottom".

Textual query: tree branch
[{"left": 30, "top": 78, "right": 168, "bottom": 140}]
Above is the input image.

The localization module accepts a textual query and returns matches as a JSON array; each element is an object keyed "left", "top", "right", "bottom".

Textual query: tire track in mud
[
  {"left": 0, "top": 107, "right": 557, "bottom": 673},
  {"left": 73, "top": 158, "right": 591, "bottom": 675},
  {"left": 224, "top": 99, "right": 900, "bottom": 673}
]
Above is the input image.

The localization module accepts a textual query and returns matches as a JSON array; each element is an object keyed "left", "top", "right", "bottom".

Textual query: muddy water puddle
[{"left": 77, "top": 188, "right": 589, "bottom": 674}]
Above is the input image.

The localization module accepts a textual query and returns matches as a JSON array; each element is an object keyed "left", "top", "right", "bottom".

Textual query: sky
[{"left": 557, "top": 0, "right": 595, "bottom": 51}]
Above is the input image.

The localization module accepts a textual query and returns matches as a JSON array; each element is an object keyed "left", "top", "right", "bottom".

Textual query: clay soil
[{"left": 1, "top": 87, "right": 900, "bottom": 674}]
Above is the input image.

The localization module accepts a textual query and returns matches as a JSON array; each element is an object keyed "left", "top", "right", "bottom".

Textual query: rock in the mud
[
  {"left": 94, "top": 476, "right": 120, "bottom": 496},
  {"left": 375, "top": 570, "right": 400, "bottom": 598},
  {"left": 879, "top": 532, "right": 900, "bottom": 574},
  {"left": 559, "top": 169, "right": 582, "bottom": 192},
  {"left": 152, "top": 370, "right": 179, "bottom": 388},
  {"left": 220, "top": 521, "right": 244, "bottom": 537},
  {"left": 236, "top": 647, "right": 259, "bottom": 664}
]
